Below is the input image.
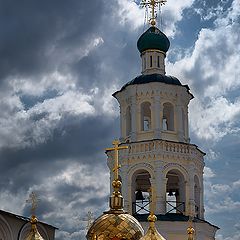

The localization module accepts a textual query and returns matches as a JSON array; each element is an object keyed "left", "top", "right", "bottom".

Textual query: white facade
[{"left": 106, "top": 46, "right": 219, "bottom": 239}]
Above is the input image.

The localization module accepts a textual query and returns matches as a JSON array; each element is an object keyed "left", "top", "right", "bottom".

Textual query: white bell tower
[{"left": 106, "top": 1, "right": 219, "bottom": 239}]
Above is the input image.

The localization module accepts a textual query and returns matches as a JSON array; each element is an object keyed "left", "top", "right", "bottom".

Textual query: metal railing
[
  {"left": 132, "top": 200, "right": 150, "bottom": 215},
  {"left": 166, "top": 201, "right": 185, "bottom": 214}
]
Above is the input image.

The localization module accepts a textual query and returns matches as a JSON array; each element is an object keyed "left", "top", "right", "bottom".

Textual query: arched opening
[
  {"left": 0, "top": 216, "right": 12, "bottom": 240},
  {"left": 194, "top": 175, "right": 201, "bottom": 218},
  {"left": 126, "top": 106, "right": 131, "bottom": 136},
  {"left": 166, "top": 169, "right": 186, "bottom": 214},
  {"left": 141, "top": 102, "right": 151, "bottom": 131},
  {"left": 163, "top": 102, "right": 174, "bottom": 131},
  {"left": 132, "top": 170, "right": 151, "bottom": 215}
]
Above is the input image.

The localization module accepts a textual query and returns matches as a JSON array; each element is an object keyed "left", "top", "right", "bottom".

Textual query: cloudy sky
[{"left": 0, "top": 0, "right": 239, "bottom": 239}]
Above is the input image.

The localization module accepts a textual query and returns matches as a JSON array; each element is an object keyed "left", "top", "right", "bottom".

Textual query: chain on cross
[{"left": 140, "top": 0, "right": 167, "bottom": 26}]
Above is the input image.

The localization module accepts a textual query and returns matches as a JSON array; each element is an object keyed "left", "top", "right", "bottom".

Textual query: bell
[
  {"left": 175, "top": 189, "right": 179, "bottom": 196},
  {"left": 168, "top": 190, "right": 173, "bottom": 196},
  {"left": 135, "top": 190, "right": 144, "bottom": 200}
]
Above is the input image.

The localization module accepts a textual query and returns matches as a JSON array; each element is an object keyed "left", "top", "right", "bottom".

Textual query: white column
[
  {"left": 186, "top": 106, "right": 190, "bottom": 142},
  {"left": 131, "top": 97, "right": 137, "bottom": 141},
  {"left": 155, "top": 166, "right": 167, "bottom": 214},
  {"left": 176, "top": 104, "right": 184, "bottom": 142},
  {"left": 153, "top": 96, "right": 161, "bottom": 138},
  {"left": 200, "top": 174, "right": 205, "bottom": 219},
  {"left": 120, "top": 166, "right": 129, "bottom": 212},
  {"left": 119, "top": 105, "right": 124, "bottom": 142},
  {"left": 188, "top": 170, "right": 196, "bottom": 216}
]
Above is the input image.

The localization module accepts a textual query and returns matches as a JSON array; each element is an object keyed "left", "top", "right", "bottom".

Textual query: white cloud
[
  {"left": 164, "top": 0, "right": 194, "bottom": 36},
  {"left": 167, "top": 0, "right": 240, "bottom": 141},
  {"left": 205, "top": 178, "right": 240, "bottom": 214},
  {"left": 117, "top": 0, "right": 195, "bottom": 35},
  {"left": 0, "top": 89, "right": 96, "bottom": 148},
  {"left": 204, "top": 167, "right": 215, "bottom": 178}
]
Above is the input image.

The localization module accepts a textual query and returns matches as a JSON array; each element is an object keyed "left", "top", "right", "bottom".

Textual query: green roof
[{"left": 137, "top": 26, "right": 170, "bottom": 53}]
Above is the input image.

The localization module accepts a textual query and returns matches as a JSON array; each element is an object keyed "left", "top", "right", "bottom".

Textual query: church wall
[{"left": 0, "top": 210, "right": 55, "bottom": 240}]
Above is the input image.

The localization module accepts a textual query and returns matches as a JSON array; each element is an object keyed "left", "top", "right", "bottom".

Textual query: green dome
[{"left": 137, "top": 26, "right": 170, "bottom": 53}]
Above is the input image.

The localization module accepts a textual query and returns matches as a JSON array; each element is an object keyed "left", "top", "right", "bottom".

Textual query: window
[
  {"left": 163, "top": 102, "right": 174, "bottom": 131},
  {"left": 141, "top": 102, "right": 151, "bottom": 131},
  {"left": 150, "top": 56, "right": 152, "bottom": 67},
  {"left": 126, "top": 106, "right": 131, "bottom": 136},
  {"left": 157, "top": 56, "right": 160, "bottom": 67}
]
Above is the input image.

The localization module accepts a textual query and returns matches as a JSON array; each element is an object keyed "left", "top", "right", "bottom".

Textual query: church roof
[
  {"left": 113, "top": 73, "right": 193, "bottom": 99},
  {"left": 137, "top": 26, "right": 170, "bottom": 53},
  {"left": 0, "top": 209, "right": 58, "bottom": 229}
]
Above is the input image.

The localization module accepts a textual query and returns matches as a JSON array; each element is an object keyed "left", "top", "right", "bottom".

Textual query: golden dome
[
  {"left": 139, "top": 213, "right": 166, "bottom": 240},
  {"left": 24, "top": 215, "right": 44, "bottom": 240},
  {"left": 86, "top": 211, "right": 144, "bottom": 240}
]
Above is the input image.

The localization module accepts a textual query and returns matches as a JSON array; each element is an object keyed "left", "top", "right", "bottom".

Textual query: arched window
[
  {"left": 182, "top": 108, "right": 185, "bottom": 135},
  {"left": 163, "top": 102, "right": 174, "bottom": 131},
  {"left": 132, "top": 170, "right": 151, "bottom": 215},
  {"left": 166, "top": 170, "right": 186, "bottom": 214},
  {"left": 141, "top": 102, "right": 151, "bottom": 131},
  {"left": 126, "top": 106, "right": 131, "bottom": 136},
  {"left": 194, "top": 175, "right": 201, "bottom": 218},
  {"left": 157, "top": 56, "right": 160, "bottom": 68}
]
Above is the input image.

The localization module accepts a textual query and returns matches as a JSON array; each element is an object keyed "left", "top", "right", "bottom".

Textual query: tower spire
[{"left": 140, "top": 0, "right": 167, "bottom": 27}]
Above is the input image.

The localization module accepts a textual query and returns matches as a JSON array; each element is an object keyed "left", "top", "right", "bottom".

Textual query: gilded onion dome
[
  {"left": 24, "top": 215, "right": 44, "bottom": 240},
  {"left": 139, "top": 213, "right": 166, "bottom": 240},
  {"left": 86, "top": 141, "right": 144, "bottom": 240}
]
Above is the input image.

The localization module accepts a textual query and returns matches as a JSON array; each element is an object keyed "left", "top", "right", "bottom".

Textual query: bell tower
[{"left": 106, "top": 1, "right": 219, "bottom": 239}]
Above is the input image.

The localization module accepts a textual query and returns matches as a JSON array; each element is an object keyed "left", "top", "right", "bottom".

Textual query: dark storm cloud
[
  {"left": 0, "top": 114, "right": 118, "bottom": 193},
  {"left": 0, "top": 0, "right": 106, "bottom": 82}
]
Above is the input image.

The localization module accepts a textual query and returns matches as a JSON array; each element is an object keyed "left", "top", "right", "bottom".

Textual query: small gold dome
[
  {"left": 24, "top": 215, "right": 44, "bottom": 240},
  {"left": 139, "top": 213, "right": 166, "bottom": 240},
  {"left": 86, "top": 211, "right": 144, "bottom": 240}
]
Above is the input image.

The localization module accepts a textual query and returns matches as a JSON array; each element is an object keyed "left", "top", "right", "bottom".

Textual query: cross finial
[
  {"left": 140, "top": 0, "right": 167, "bottom": 26},
  {"left": 86, "top": 211, "right": 93, "bottom": 231},
  {"left": 106, "top": 140, "right": 128, "bottom": 181},
  {"left": 26, "top": 192, "right": 39, "bottom": 216}
]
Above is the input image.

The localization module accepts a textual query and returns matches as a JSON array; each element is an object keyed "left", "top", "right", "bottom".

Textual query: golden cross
[
  {"left": 86, "top": 211, "right": 93, "bottom": 230},
  {"left": 26, "top": 192, "right": 39, "bottom": 216},
  {"left": 106, "top": 140, "right": 128, "bottom": 181},
  {"left": 140, "top": 0, "right": 167, "bottom": 26}
]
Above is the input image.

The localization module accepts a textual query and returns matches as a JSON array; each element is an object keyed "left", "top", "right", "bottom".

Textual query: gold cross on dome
[
  {"left": 26, "top": 192, "right": 39, "bottom": 216},
  {"left": 140, "top": 0, "right": 167, "bottom": 26},
  {"left": 106, "top": 140, "right": 128, "bottom": 181}
]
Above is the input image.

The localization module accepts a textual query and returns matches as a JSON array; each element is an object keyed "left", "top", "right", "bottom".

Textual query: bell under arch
[
  {"left": 131, "top": 169, "right": 152, "bottom": 215},
  {"left": 141, "top": 102, "right": 151, "bottom": 131},
  {"left": 162, "top": 102, "right": 174, "bottom": 131},
  {"left": 165, "top": 169, "right": 186, "bottom": 215}
]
